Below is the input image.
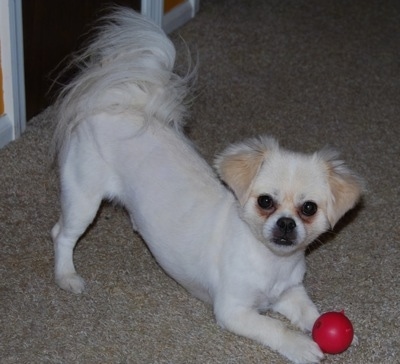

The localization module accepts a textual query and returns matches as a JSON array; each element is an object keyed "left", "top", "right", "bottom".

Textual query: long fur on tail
[{"left": 51, "top": 7, "right": 196, "bottom": 159}]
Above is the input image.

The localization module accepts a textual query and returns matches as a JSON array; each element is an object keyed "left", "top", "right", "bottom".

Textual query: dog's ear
[
  {"left": 318, "top": 148, "right": 364, "bottom": 227},
  {"left": 214, "top": 137, "right": 278, "bottom": 205}
]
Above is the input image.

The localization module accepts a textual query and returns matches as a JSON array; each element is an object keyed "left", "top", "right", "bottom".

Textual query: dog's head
[{"left": 215, "top": 136, "right": 363, "bottom": 255}]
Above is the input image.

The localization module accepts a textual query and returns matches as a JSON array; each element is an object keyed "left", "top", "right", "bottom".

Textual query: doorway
[{"left": 22, "top": 0, "right": 141, "bottom": 120}]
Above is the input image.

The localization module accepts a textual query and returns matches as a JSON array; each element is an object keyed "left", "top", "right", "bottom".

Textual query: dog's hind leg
[
  {"left": 52, "top": 189, "right": 103, "bottom": 293},
  {"left": 52, "top": 149, "right": 108, "bottom": 293}
]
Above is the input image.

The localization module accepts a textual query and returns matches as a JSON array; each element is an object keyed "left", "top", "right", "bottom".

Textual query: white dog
[{"left": 51, "top": 8, "right": 363, "bottom": 363}]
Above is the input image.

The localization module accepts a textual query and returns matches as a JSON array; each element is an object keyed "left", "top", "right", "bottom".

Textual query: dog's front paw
[
  {"left": 56, "top": 273, "right": 86, "bottom": 294},
  {"left": 280, "top": 331, "right": 324, "bottom": 364}
]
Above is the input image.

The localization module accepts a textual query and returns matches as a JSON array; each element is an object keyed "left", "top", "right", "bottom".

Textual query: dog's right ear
[{"left": 214, "top": 136, "right": 278, "bottom": 205}]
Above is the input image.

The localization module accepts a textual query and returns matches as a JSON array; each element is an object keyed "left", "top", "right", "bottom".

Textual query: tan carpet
[{"left": 1, "top": 1, "right": 399, "bottom": 363}]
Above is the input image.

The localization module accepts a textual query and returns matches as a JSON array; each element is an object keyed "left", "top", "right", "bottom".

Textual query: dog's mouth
[{"left": 272, "top": 237, "right": 295, "bottom": 246}]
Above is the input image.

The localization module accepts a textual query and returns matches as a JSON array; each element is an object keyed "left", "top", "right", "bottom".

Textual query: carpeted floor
[{"left": 1, "top": 1, "right": 399, "bottom": 363}]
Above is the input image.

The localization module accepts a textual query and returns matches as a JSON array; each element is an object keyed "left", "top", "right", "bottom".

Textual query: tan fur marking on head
[
  {"left": 327, "top": 168, "right": 362, "bottom": 227},
  {"left": 219, "top": 153, "right": 265, "bottom": 205},
  {"left": 215, "top": 136, "right": 279, "bottom": 205},
  {"left": 318, "top": 149, "right": 364, "bottom": 227}
]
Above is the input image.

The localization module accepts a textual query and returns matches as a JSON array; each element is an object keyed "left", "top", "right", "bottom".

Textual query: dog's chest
[
  {"left": 254, "top": 257, "right": 305, "bottom": 310},
  {"left": 255, "top": 280, "right": 292, "bottom": 312}
]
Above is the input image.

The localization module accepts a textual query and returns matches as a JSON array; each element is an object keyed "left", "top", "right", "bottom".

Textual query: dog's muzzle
[{"left": 273, "top": 217, "right": 297, "bottom": 246}]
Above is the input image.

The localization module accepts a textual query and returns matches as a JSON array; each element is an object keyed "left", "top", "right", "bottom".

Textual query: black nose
[{"left": 276, "top": 217, "right": 296, "bottom": 233}]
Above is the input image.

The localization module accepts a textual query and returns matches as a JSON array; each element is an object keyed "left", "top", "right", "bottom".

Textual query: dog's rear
[{"left": 51, "top": 8, "right": 196, "bottom": 294}]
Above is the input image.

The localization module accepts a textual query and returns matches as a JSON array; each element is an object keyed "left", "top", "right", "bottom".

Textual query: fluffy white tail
[{"left": 52, "top": 7, "right": 196, "bottom": 157}]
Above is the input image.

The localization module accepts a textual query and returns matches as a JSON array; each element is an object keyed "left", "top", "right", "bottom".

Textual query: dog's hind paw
[
  {"left": 56, "top": 273, "right": 86, "bottom": 294},
  {"left": 281, "top": 331, "right": 325, "bottom": 364}
]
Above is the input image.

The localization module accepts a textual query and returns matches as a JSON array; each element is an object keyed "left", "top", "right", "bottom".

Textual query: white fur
[{"left": 52, "top": 9, "right": 362, "bottom": 364}]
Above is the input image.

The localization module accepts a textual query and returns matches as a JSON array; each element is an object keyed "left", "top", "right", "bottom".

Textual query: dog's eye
[
  {"left": 257, "top": 195, "right": 274, "bottom": 210},
  {"left": 301, "top": 201, "right": 318, "bottom": 216}
]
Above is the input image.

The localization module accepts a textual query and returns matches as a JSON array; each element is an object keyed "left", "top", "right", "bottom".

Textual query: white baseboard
[
  {"left": 0, "top": 115, "right": 14, "bottom": 149},
  {"left": 163, "top": 1, "right": 196, "bottom": 34},
  {"left": 141, "top": 0, "right": 199, "bottom": 34}
]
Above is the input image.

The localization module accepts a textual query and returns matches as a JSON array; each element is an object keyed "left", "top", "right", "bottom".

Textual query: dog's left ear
[
  {"left": 214, "top": 136, "right": 278, "bottom": 205},
  {"left": 318, "top": 148, "right": 364, "bottom": 227}
]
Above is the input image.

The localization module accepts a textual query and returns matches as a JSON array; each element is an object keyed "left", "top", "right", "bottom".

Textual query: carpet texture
[{"left": 1, "top": 1, "right": 399, "bottom": 363}]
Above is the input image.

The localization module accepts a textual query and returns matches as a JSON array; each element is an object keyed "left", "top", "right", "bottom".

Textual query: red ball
[{"left": 312, "top": 311, "right": 354, "bottom": 354}]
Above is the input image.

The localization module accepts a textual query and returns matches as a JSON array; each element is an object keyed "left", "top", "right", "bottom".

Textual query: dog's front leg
[
  {"left": 272, "top": 284, "right": 320, "bottom": 332},
  {"left": 214, "top": 302, "right": 324, "bottom": 363}
]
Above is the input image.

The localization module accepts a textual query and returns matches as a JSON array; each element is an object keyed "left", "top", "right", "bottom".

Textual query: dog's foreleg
[
  {"left": 214, "top": 303, "right": 324, "bottom": 363},
  {"left": 272, "top": 284, "right": 320, "bottom": 332}
]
